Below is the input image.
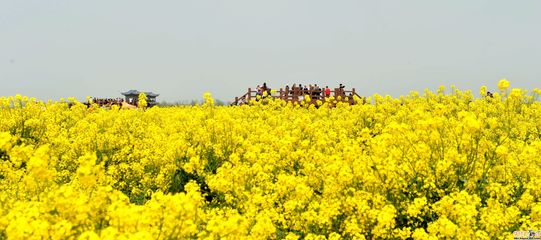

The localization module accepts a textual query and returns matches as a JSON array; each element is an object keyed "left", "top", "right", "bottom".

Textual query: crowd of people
[
  {"left": 88, "top": 98, "right": 125, "bottom": 107},
  {"left": 254, "top": 83, "right": 351, "bottom": 100},
  {"left": 255, "top": 83, "right": 272, "bottom": 97}
]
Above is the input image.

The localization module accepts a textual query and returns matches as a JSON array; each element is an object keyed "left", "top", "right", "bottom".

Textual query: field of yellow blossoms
[{"left": 1, "top": 80, "right": 541, "bottom": 239}]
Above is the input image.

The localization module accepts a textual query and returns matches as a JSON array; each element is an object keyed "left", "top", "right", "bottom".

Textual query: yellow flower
[
  {"left": 479, "top": 85, "right": 487, "bottom": 97},
  {"left": 138, "top": 92, "right": 148, "bottom": 108},
  {"left": 407, "top": 197, "right": 427, "bottom": 217},
  {"left": 497, "top": 78, "right": 510, "bottom": 92},
  {"left": 509, "top": 88, "right": 523, "bottom": 100}
]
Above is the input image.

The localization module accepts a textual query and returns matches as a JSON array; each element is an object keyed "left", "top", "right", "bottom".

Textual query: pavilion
[{"left": 121, "top": 90, "right": 159, "bottom": 107}]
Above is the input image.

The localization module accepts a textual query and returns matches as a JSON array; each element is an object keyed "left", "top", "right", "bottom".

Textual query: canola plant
[{"left": 1, "top": 80, "right": 541, "bottom": 239}]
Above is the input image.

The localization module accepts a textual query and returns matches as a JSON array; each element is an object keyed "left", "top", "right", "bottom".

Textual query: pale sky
[{"left": 1, "top": 1, "right": 540, "bottom": 102}]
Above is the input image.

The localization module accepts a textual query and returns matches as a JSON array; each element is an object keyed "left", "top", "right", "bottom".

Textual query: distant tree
[
  {"left": 156, "top": 99, "right": 231, "bottom": 107},
  {"left": 215, "top": 99, "right": 226, "bottom": 106}
]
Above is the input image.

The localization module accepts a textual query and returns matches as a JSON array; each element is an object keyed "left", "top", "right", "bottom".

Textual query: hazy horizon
[{"left": 1, "top": 1, "right": 540, "bottom": 102}]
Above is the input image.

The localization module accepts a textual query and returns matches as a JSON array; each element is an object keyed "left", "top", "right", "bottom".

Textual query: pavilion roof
[{"left": 121, "top": 90, "right": 159, "bottom": 97}]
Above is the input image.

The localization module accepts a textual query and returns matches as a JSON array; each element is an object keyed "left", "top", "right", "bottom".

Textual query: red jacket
[{"left": 324, "top": 88, "right": 331, "bottom": 96}]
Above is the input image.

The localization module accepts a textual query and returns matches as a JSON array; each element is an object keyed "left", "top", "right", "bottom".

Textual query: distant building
[{"left": 121, "top": 90, "right": 159, "bottom": 107}]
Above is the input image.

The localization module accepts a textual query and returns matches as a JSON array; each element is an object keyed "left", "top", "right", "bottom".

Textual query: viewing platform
[{"left": 233, "top": 87, "right": 364, "bottom": 106}]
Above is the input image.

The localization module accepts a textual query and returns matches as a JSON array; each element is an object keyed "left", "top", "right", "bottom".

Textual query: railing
[{"left": 233, "top": 87, "right": 365, "bottom": 106}]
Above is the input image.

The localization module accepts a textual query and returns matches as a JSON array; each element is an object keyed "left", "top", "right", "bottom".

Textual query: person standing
[
  {"left": 324, "top": 86, "right": 331, "bottom": 97},
  {"left": 256, "top": 85, "right": 262, "bottom": 96}
]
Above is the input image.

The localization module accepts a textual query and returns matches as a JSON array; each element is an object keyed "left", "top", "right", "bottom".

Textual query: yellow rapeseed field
[{"left": 1, "top": 80, "right": 541, "bottom": 239}]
